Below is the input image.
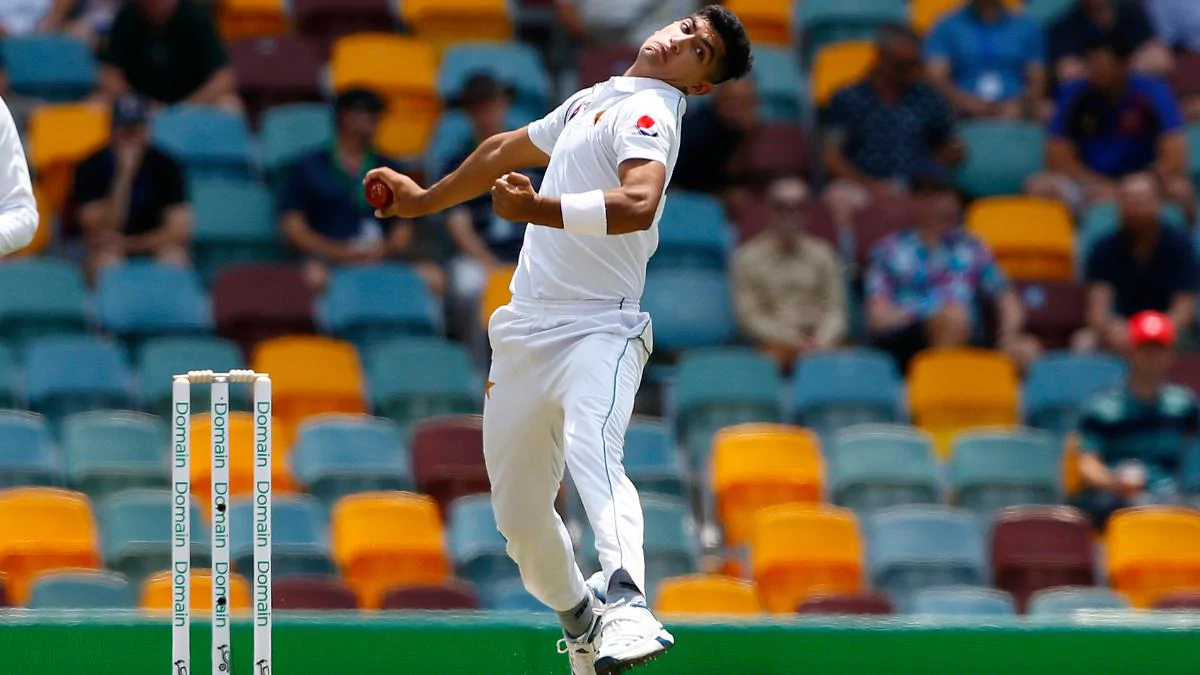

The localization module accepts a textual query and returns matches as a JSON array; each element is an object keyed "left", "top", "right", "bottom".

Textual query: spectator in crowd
[
  {"left": 865, "top": 174, "right": 1039, "bottom": 371},
  {"left": 65, "top": 0, "right": 121, "bottom": 50},
  {"left": 1027, "top": 34, "right": 1193, "bottom": 221},
  {"left": 0, "top": 0, "right": 68, "bottom": 36},
  {"left": 100, "top": 0, "right": 240, "bottom": 109},
  {"left": 822, "top": 24, "right": 963, "bottom": 229},
  {"left": 1076, "top": 311, "right": 1194, "bottom": 527},
  {"left": 925, "top": 0, "right": 1048, "bottom": 120},
  {"left": 1050, "top": 0, "right": 1171, "bottom": 82},
  {"left": 278, "top": 89, "right": 445, "bottom": 294},
  {"left": 732, "top": 177, "right": 846, "bottom": 370},
  {"left": 674, "top": 77, "right": 757, "bottom": 196},
  {"left": 556, "top": 0, "right": 701, "bottom": 48},
  {"left": 70, "top": 94, "right": 191, "bottom": 279},
  {"left": 1080, "top": 173, "right": 1197, "bottom": 352}
]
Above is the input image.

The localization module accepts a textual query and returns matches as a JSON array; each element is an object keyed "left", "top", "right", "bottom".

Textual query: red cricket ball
[{"left": 364, "top": 178, "right": 394, "bottom": 210}]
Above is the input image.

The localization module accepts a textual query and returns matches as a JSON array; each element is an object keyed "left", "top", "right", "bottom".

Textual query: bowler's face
[{"left": 636, "top": 16, "right": 724, "bottom": 95}]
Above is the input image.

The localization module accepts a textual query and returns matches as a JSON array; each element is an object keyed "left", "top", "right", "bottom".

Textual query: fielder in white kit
[{"left": 366, "top": 7, "right": 752, "bottom": 673}]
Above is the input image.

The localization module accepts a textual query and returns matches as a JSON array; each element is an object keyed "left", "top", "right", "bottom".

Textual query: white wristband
[{"left": 561, "top": 190, "right": 608, "bottom": 237}]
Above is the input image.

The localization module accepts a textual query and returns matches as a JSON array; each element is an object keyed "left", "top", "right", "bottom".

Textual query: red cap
[{"left": 1128, "top": 311, "right": 1176, "bottom": 347}]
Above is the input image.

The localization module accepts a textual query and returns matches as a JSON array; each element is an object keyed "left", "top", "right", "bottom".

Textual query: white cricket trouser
[{"left": 484, "top": 295, "right": 652, "bottom": 611}]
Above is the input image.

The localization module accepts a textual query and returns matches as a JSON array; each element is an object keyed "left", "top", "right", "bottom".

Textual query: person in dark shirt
[
  {"left": 71, "top": 93, "right": 191, "bottom": 280},
  {"left": 100, "top": 0, "right": 240, "bottom": 108},
  {"left": 673, "top": 76, "right": 757, "bottom": 194},
  {"left": 1082, "top": 173, "right": 1198, "bottom": 352},
  {"left": 278, "top": 89, "right": 445, "bottom": 294},
  {"left": 1049, "top": 0, "right": 1171, "bottom": 83}
]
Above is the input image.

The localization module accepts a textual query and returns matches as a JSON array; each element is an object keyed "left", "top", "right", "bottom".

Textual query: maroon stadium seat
[
  {"left": 854, "top": 195, "right": 915, "bottom": 267},
  {"left": 1014, "top": 281, "right": 1085, "bottom": 350},
  {"left": 991, "top": 505, "right": 1095, "bottom": 613},
  {"left": 796, "top": 592, "right": 894, "bottom": 615},
  {"left": 275, "top": 576, "right": 359, "bottom": 610},
  {"left": 213, "top": 264, "right": 316, "bottom": 358},
  {"left": 1152, "top": 590, "right": 1200, "bottom": 610},
  {"left": 733, "top": 195, "right": 837, "bottom": 247},
  {"left": 577, "top": 45, "right": 641, "bottom": 90},
  {"left": 744, "top": 124, "right": 809, "bottom": 184},
  {"left": 411, "top": 415, "right": 490, "bottom": 515},
  {"left": 1171, "top": 354, "right": 1200, "bottom": 393},
  {"left": 292, "top": 0, "right": 395, "bottom": 54},
  {"left": 230, "top": 37, "right": 324, "bottom": 123},
  {"left": 1168, "top": 52, "right": 1200, "bottom": 99},
  {"left": 380, "top": 581, "right": 480, "bottom": 610}
]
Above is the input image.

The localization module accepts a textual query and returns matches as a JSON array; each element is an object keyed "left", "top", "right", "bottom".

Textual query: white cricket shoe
[
  {"left": 556, "top": 572, "right": 607, "bottom": 675},
  {"left": 593, "top": 603, "right": 674, "bottom": 675}
]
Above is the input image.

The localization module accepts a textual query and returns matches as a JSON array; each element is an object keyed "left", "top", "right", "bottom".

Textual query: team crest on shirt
[
  {"left": 566, "top": 97, "right": 592, "bottom": 121},
  {"left": 635, "top": 115, "right": 659, "bottom": 137},
  {"left": 594, "top": 110, "right": 606, "bottom": 124}
]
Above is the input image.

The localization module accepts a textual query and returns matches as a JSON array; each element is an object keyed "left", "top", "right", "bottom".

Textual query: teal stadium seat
[
  {"left": 642, "top": 271, "right": 737, "bottom": 354},
  {"left": 230, "top": 494, "right": 334, "bottom": 578},
  {"left": 652, "top": 191, "right": 735, "bottom": 272},
  {"left": 28, "top": 570, "right": 135, "bottom": 609},
  {"left": 0, "top": 259, "right": 88, "bottom": 353},
  {"left": 0, "top": 411, "right": 61, "bottom": 488},
  {"left": 260, "top": 103, "right": 333, "bottom": 178},
  {"left": 1027, "top": 586, "right": 1131, "bottom": 615},
  {"left": 909, "top": 586, "right": 1016, "bottom": 616},
  {"left": 319, "top": 265, "right": 442, "bottom": 350},
  {"left": 796, "top": 0, "right": 906, "bottom": 61},
  {"left": 953, "top": 121, "right": 1046, "bottom": 197},
  {"left": 290, "top": 414, "right": 413, "bottom": 510},
  {"left": 867, "top": 506, "right": 987, "bottom": 610},
  {"left": 673, "top": 348, "right": 782, "bottom": 468},
  {"left": 191, "top": 180, "right": 284, "bottom": 283},
  {"left": 94, "top": 262, "right": 213, "bottom": 349},
  {"left": 1188, "top": 123, "right": 1200, "bottom": 187},
  {"left": 62, "top": 411, "right": 169, "bottom": 500},
  {"left": 151, "top": 105, "right": 255, "bottom": 180},
  {"left": 97, "top": 488, "right": 210, "bottom": 582},
  {"left": 1024, "top": 0, "right": 1077, "bottom": 26},
  {"left": 25, "top": 336, "right": 132, "bottom": 425},
  {"left": 623, "top": 420, "right": 688, "bottom": 499},
  {"left": 1022, "top": 353, "right": 1126, "bottom": 436},
  {"left": 447, "top": 494, "right": 520, "bottom": 590},
  {"left": 751, "top": 46, "right": 805, "bottom": 123},
  {"left": 577, "top": 496, "right": 701, "bottom": 598},
  {"left": 437, "top": 43, "right": 551, "bottom": 114},
  {"left": 828, "top": 425, "right": 941, "bottom": 515},
  {"left": 426, "top": 108, "right": 539, "bottom": 178},
  {"left": 0, "top": 344, "right": 14, "bottom": 408},
  {"left": 949, "top": 429, "right": 1061, "bottom": 516},
  {"left": 366, "top": 338, "right": 479, "bottom": 435},
  {"left": 792, "top": 349, "right": 905, "bottom": 439},
  {"left": 138, "top": 337, "right": 249, "bottom": 418},
  {"left": 485, "top": 578, "right": 548, "bottom": 612},
  {"left": 1183, "top": 443, "right": 1200, "bottom": 497},
  {"left": 1, "top": 35, "right": 97, "bottom": 100}
]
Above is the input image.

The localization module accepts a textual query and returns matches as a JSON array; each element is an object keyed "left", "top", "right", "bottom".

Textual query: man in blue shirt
[
  {"left": 1050, "top": 0, "right": 1171, "bottom": 83},
  {"left": 925, "top": 0, "right": 1047, "bottom": 120}
]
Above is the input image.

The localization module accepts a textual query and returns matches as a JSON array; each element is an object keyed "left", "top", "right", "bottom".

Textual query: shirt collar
[{"left": 607, "top": 76, "right": 685, "bottom": 98}]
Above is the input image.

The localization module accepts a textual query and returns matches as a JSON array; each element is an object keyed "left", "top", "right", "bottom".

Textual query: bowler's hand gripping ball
[{"left": 365, "top": 177, "right": 394, "bottom": 210}]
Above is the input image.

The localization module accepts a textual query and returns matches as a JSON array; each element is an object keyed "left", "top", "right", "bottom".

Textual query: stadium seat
[
  {"left": 744, "top": 124, "right": 810, "bottom": 183},
  {"left": 724, "top": 0, "right": 794, "bottom": 46},
  {"left": 991, "top": 505, "right": 1095, "bottom": 613},
  {"left": 380, "top": 581, "right": 480, "bottom": 610},
  {"left": 447, "top": 494, "right": 518, "bottom": 590},
  {"left": 275, "top": 575, "right": 360, "bottom": 610},
  {"left": 25, "top": 336, "right": 132, "bottom": 424},
  {"left": 867, "top": 506, "right": 987, "bottom": 609},
  {"left": 0, "top": 344, "right": 15, "bottom": 408},
  {"left": 260, "top": 103, "right": 333, "bottom": 178},
  {"left": 673, "top": 348, "right": 782, "bottom": 468},
  {"left": 229, "top": 37, "right": 325, "bottom": 120},
  {"left": 1015, "top": 281, "right": 1086, "bottom": 350},
  {"left": 251, "top": 336, "right": 367, "bottom": 436},
  {"left": 293, "top": 0, "right": 395, "bottom": 51},
  {"left": 410, "top": 416, "right": 489, "bottom": 514},
  {"left": 94, "top": 263, "right": 213, "bottom": 347},
  {"left": 655, "top": 575, "right": 761, "bottom": 615},
  {"left": 796, "top": 592, "right": 894, "bottom": 615},
  {"left": 711, "top": 424, "right": 824, "bottom": 548},
  {"left": 1024, "top": 0, "right": 1075, "bottom": 25},
  {"left": 399, "top": 0, "right": 513, "bottom": 49},
  {"left": 948, "top": 429, "right": 1061, "bottom": 516},
  {"left": 150, "top": 105, "right": 255, "bottom": 180},
  {"left": 1107, "top": 507, "right": 1200, "bottom": 608},
  {"left": 1027, "top": 586, "right": 1131, "bottom": 615},
  {"left": 0, "top": 487, "right": 101, "bottom": 604},
  {"left": 97, "top": 488, "right": 209, "bottom": 582},
  {"left": 792, "top": 349, "right": 904, "bottom": 438},
  {"left": 642, "top": 270, "right": 738, "bottom": 353},
  {"left": 966, "top": 197, "right": 1074, "bottom": 282},
  {"left": 908, "top": 348, "right": 1020, "bottom": 457},
  {"left": 479, "top": 265, "right": 516, "bottom": 330},
  {"left": 576, "top": 44, "right": 640, "bottom": 91},
  {"left": 853, "top": 195, "right": 916, "bottom": 266},
  {"left": 828, "top": 425, "right": 941, "bottom": 515},
  {"left": 189, "top": 412, "right": 295, "bottom": 502},
  {"left": 811, "top": 41, "right": 876, "bottom": 107},
  {"left": 910, "top": 586, "right": 1016, "bottom": 616},
  {"left": 484, "top": 578, "right": 548, "bottom": 611},
  {"left": 0, "top": 259, "right": 88, "bottom": 352},
  {"left": 141, "top": 569, "right": 251, "bottom": 612},
  {"left": 752, "top": 504, "right": 863, "bottom": 613},
  {"left": 0, "top": 411, "right": 60, "bottom": 489},
  {"left": 579, "top": 497, "right": 701, "bottom": 594},
  {"left": 751, "top": 46, "right": 804, "bottom": 122},
  {"left": 1183, "top": 443, "right": 1200, "bottom": 497},
  {"left": 1173, "top": 354, "right": 1200, "bottom": 395},
  {"left": 954, "top": 121, "right": 1046, "bottom": 198},
  {"left": 290, "top": 414, "right": 413, "bottom": 510},
  {"left": 191, "top": 180, "right": 283, "bottom": 282},
  {"left": 1023, "top": 353, "right": 1126, "bottom": 436},
  {"left": 798, "top": 0, "right": 905, "bottom": 61},
  {"left": 375, "top": 106, "right": 439, "bottom": 159},
  {"left": 623, "top": 420, "right": 688, "bottom": 499},
  {"left": 1, "top": 35, "right": 97, "bottom": 100},
  {"left": 28, "top": 570, "right": 135, "bottom": 609},
  {"left": 1169, "top": 52, "right": 1200, "bottom": 102},
  {"left": 1153, "top": 590, "right": 1200, "bottom": 611},
  {"left": 230, "top": 494, "right": 333, "bottom": 578},
  {"left": 1189, "top": 124, "right": 1200, "bottom": 186},
  {"left": 27, "top": 103, "right": 110, "bottom": 211},
  {"left": 138, "top": 337, "right": 249, "bottom": 419},
  {"left": 651, "top": 191, "right": 735, "bottom": 272},
  {"left": 62, "top": 412, "right": 168, "bottom": 500},
  {"left": 330, "top": 34, "right": 438, "bottom": 119},
  {"left": 437, "top": 42, "right": 549, "bottom": 113},
  {"left": 366, "top": 338, "right": 479, "bottom": 435},
  {"left": 213, "top": 264, "right": 316, "bottom": 357},
  {"left": 318, "top": 265, "right": 442, "bottom": 349},
  {"left": 331, "top": 491, "right": 450, "bottom": 608},
  {"left": 910, "top": 0, "right": 1022, "bottom": 33},
  {"left": 218, "top": 0, "right": 288, "bottom": 40},
  {"left": 427, "top": 108, "right": 540, "bottom": 179},
  {"left": 17, "top": 186, "right": 54, "bottom": 259}
]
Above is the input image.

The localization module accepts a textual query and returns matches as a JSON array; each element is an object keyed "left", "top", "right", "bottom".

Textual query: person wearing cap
[
  {"left": 865, "top": 174, "right": 1039, "bottom": 371},
  {"left": 70, "top": 93, "right": 190, "bottom": 279},
  {"left": 1075, "top": 310, "right": 1194, "bottom": 526},
  {"left": 0, "top": 95, "right": 38, "bottom": 257},
  {"left": 278, "top": 89, "right": 444, "bottom": 294}
]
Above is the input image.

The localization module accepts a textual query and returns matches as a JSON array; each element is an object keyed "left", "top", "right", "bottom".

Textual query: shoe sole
[{"left": 593, "top": 635, "right": 674, "bottom": 675}]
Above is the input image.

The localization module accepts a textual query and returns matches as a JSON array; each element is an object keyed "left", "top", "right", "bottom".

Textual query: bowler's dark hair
[{"left": 696, "top": 5, "right": 753, "bottom": 83}]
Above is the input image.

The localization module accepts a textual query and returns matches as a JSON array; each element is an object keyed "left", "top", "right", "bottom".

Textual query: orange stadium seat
[
  {"left": 331, "top": 491, "right": 450, "bottom": 608},
  {"left": 751, "top": 504, "right": 863, "bottom": 613},
  {"left": 711, "top": 424, "right": 824, "bottom": 548},
  {"left": 398, "top": 0, "right": 513, "bottom": 50},
  {"left": 252, "top": 336, "right": 367, "bottom": 437},
  {"left": 1107, "top": 507, "right": 1200, "bottom": 608},
  {"left": 655, "top": 574, "right": 762, "bottom": 615},
  {"left": 27, "top": 102, "right": 110, "bottom": 213},
  {"left": 910, "top": 0, "right": 1023, "bottom": 34},
  {"left": 479, "top": 265, "right": 516, "bottom": 330},
  {"left": 1062, "top": 432, "right": 1082, "bottom": 497},
  {"left": 723, "top": 0, "right": 794, "bottom": 47},
  {"left": 374, "top": 108, "right": 438, "bottom": 160},
  {"left": 330, "top": 34, "right": 438, "bottom": 110},
  {"left": 967, "top": 197, "right": 1075, "bottom": 282},
  {"left": 189, "top": 412, "right": 296, "bottom": 503},
  {"left": 141, "top": 569, "right": 251, "bottom": 612},
  {"left": 812, "top": 41, "right": 876, "bottom": 107},
  {"left": 219, "top": 0, "right": 289, "bottom": 40},
  {"left": 908, "top": 348, "right": 1019, "bottom": 458},
  {"left": 0, "top": 488, "right": 100, "bottom": 604}
]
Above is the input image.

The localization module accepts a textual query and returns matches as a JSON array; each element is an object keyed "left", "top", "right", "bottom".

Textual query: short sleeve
[
  {"left": 71, "top": 151, "right": 111, "bottom": 207},
  {"left": 612, "top": 95, "right": 680, "bottom": 166},
  {"left": 1084, "top": 238, "right": 1116, "bottom": 284},
  {"left": 276, "top": 160, "right": 309, "bottom": 216},
  {"left": 1023, "top": 19, "right": 1047, "bottom": 64},
  {"left": 864, "top": 243, "right": 894, "bottom": 302},
  {"left": 526, "top": 87, "right": 593, "bottom": 156},
  {"left": 1047, "top": 82, "right": 1083, "bottom": 137},
  {"left": 1077, "top": 408, "right": 1108, "bottom": 458},
  {"left": 158, "top": 153, "right": 186, "bottom": 206},
  {"left": 923, "top": 17, "right": 954, "bottom": 62},
  {"left": 924, "top": 89, "right": 956, "bottom": 148},
  {"left": 1143, "top": 79, "right": 1184, "bottom": 133}
]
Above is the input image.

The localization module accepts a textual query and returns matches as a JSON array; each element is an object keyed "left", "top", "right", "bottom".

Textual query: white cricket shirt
[
  {"left": 514, "top": 76, "right": 686, "bottom": 304},
  {"left": 0, "top": 96, "right": 38, "bottom": 256}
]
